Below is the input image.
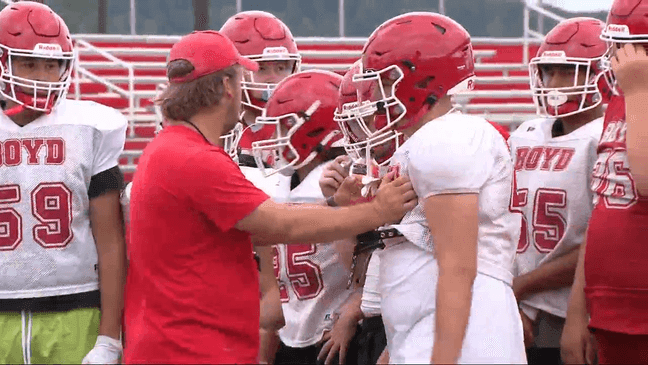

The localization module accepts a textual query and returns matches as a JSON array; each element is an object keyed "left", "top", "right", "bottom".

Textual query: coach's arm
[{"left": 237, "top": 174, "right": 416, "bottom": 245}]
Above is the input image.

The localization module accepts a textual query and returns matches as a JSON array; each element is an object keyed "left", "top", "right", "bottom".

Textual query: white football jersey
[
  {"left": 509, "top": 117, "right": 603, "bottom": 318},
  {"left": 274, "top": 163, "right": 353, "bottom": 347},
  {"left": 387, "top": 112, "right": 520, "bottom": 285},
  {"left": 239, "top": 165, "right": 291, "bottom": 202},
  {"left": 0, "top": 99, "right": 127, "bottom": 299}
]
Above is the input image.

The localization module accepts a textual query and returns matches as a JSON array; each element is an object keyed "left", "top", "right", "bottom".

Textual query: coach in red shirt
[{"left": 122, "top": 30, "right": 416, "bottom": 364}]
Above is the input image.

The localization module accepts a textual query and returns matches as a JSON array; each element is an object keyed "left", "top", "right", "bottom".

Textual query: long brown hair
[{"left": 156, "top": 59, "right": 239, "bottom": 121}]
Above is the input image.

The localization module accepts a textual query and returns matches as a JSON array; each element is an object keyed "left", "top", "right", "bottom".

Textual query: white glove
[
  {"left": 82, "top": 335, "right": 123, "bottom": 364},
  {"left": 120, "top": 182, "right": 132, "bottom": 224}
]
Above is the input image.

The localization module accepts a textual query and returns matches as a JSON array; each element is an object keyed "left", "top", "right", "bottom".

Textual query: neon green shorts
[{"left": 0, "top": 307, "right": 100, "bottom": 364}]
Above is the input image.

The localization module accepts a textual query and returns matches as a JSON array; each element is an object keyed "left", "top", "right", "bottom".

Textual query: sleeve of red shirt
[{"left": 183, "top": 148, "right": 270, "bottom": 232}]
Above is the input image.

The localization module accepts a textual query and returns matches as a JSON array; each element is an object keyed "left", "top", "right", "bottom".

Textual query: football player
[
  {"left": 220, "top": 11, "right": 301, "bottom": 154},
  {"left": 318, "top": 59, "right": 390, "bottom": 365},
  {"left": 248, "top": 69, "right": 361, "bottom": 365},
  {"left": 342, "top": 12, "right": 526, "bottom": 363},
  {"left": 508, "top": 17, "right": 607, "bottom": 365},
  {"left": 562, "top": 1, "right": 648, "bottom": 363},
  {"left": 0, "top": 2, "right": 126, "bottom": 364}
]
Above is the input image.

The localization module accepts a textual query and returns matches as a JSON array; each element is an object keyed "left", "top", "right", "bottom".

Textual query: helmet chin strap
[
  {"left": 9, "top": 90, "right": 55, "bottom": 116},
  {"left": 549, "top": 92, "right": 595, "bottom": 116},
  {"left": 551, "top": 99, "right": 579, "bottom": 115},
  {"left": 1, "top": 99, "right": 25, "bottom": 116}
]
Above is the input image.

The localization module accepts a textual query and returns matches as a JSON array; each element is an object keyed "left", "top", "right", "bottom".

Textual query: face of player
[
  {"left": 368, "top": 73, "right": 408, "bottom": 128},
  {"left": 539, "top": 64, "right": 588, "bottom": 101},
  {"left": 345, "top": 113, "right": 394, "bottom": 163},
  {"left": 11, "top": 56, "right": 64, "bottom": 95},
  {"left": 246, "top": 60, "right": 294, "bottom": 100}
]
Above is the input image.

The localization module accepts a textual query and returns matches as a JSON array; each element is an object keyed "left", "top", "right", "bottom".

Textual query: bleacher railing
[
  {"left": 522, "top": 0, "right": 566, "bottom": 63},
  {"left": 70, "top": 34, "right": 545, "bottom": 137},
  {"left": 72, "top": 38, "right": 137, "bottom": 136},
  {"left": 65, "top": 27, "right": 549, "bottom": 177}
]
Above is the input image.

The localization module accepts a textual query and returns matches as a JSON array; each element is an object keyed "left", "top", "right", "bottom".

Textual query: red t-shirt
[
  {"left": 123, "top": 125, "right": 270, "bottom": 363},
  {"left": 585, "top": 94, "right": 648, "bottom": 334}
]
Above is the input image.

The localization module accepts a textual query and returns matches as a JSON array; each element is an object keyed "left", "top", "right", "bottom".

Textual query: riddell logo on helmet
[
  {"left": 34, "top": 43, "right": 63, "bottom": 55},
  {"left": 605, "top": 24, "right": 630, "bottom": 36},
  {"left": 541, "top": 51, "right": 567, "bottom": 59},
  {"left": 263, "top": 46, "right": 289, "bottom": 55}
]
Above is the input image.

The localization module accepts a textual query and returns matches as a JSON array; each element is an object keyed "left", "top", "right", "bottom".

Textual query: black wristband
[{"left": 326, "top": 195, "right": 339, "bottom": 207}]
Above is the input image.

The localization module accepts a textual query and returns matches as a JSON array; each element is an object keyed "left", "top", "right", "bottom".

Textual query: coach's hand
[
  {"left": 82, "top": 335, "right": 122, "bottom": 364},
  {"left": 320, "top": 155, "right": 352, "bottom": 198},
  {"left": 372, "top": 172, "right": 417, "bottom": 224}
]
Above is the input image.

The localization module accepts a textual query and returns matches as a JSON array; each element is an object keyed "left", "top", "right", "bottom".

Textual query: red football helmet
[
  {"left": 334, "top": 60, "right": 403, "bottom": 178},
  {"left": 250, "top": 70, "right": 343, "bottom": 176},
  {"left": 335, "top": 59, "right": 363, "bottom": 117},
  {"left": 220, "top": 11, "right": 301, "bottom": 112},
  {"left": 333, "top": 59, "right": 367, "bottom": 157},
  {"left": 347, "top": 12, "right": 474, "bottom": 165},
  {"left": 600, "top": 0, "right": 648, "bottom": 94},
  {"left": 0, "top": 2, "right": 74, "bottom": 115},
  {"left": 529, "top": 17, "right": 608, "bottom": 118}
]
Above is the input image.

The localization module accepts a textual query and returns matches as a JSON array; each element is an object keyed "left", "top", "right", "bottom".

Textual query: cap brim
[{"left": 239, "top": 57, "right": 259, "bottom": 72}]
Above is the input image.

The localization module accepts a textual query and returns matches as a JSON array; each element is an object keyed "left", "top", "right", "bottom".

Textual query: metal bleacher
[{"left": 67, "top": 3, "right": 562, "bottom": 181}]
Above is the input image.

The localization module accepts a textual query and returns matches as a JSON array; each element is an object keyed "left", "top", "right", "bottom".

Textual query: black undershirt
[
  {"left": 238, "top": 153, "right": 270, "bottom": 169},
  {"left": 290, "top": 172, "right": 301, "bottom": 191},
  {"left": 551, "top": 119, "right": 565, "bottom": 138},
  {"left": 88, "top": 165, "right": 124, "bottom": 199}
]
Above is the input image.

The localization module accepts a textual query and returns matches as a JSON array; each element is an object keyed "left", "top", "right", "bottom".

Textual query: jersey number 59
[{"left": 0, "top": 183, "right": 73, "bottom": 250}]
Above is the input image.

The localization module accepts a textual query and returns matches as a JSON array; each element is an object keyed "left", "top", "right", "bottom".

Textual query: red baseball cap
[{"left": 168, "top": 30, "right": 259, "bottom": 83}]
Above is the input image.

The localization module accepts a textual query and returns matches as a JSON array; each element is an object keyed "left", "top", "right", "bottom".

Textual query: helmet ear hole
[
  {"left": 306, "top": 127, "right": 325, "bottom": 138},
  {"left": 415, "top": 76, "right": 435, "bottom": 89},
  {"left": 401, "top": 60, "right": 415, "bottom": 72},
  {"left": 424, "top": 94, "right": 438, "bottom": 107}
]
